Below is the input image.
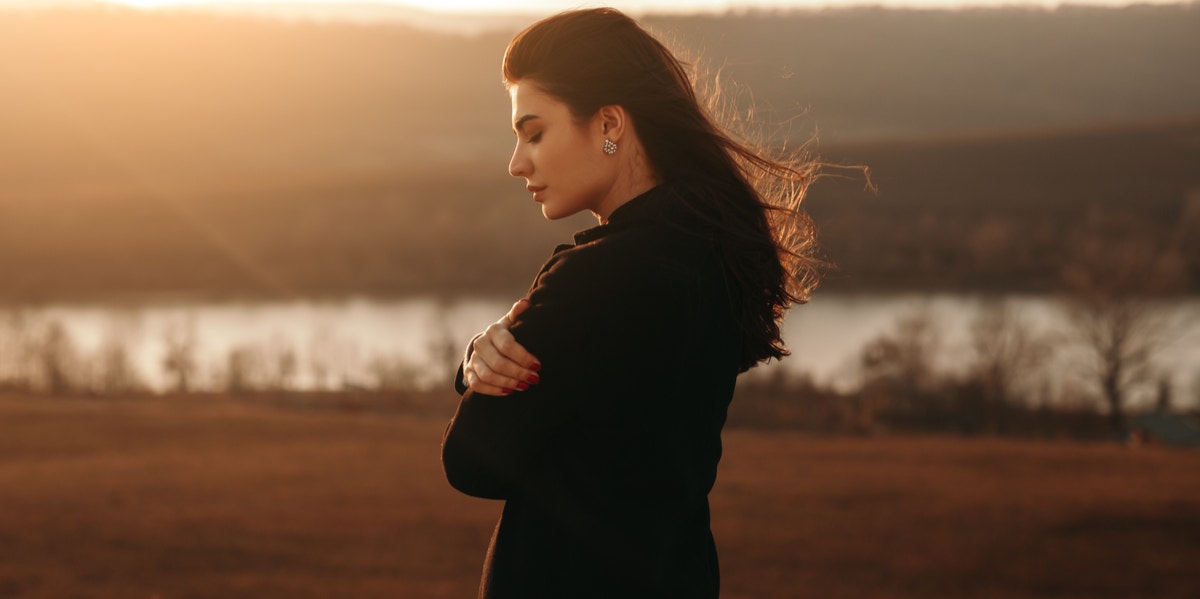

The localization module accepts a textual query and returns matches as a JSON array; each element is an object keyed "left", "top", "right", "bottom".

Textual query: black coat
[{"left": 442, "top": 184, "right": 741, "bottom": 598}]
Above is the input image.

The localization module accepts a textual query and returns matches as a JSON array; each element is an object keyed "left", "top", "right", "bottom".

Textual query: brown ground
[{"left": 0, "top": 394, "right": 1196, "bottom": 598}]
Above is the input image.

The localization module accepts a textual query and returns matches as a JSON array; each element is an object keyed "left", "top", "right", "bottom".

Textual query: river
[{"left": 1, "top": 294, "right": 1196, "bottom": 408}]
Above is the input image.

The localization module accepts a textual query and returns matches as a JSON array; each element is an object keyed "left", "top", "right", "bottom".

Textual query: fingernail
[
  {"left": 527, "top": 374, "right": 540, "bottom": 385},
  {"left": 530, "top": 363, "right": 541, "bottom": 372},
  {"left": 502, "top": 388, "right": 513, "bottom": 394},
  {"left": 516, "top": 382, "right": 529, "bottom": 390}
]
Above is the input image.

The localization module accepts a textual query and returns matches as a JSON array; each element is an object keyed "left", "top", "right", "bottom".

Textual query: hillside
[
  {"left": 0, "top": 118, "right": 1196, "bottom": 300},
  {"left": 2, "top": 4, "right": 1198, "bottom": 191},
  {"left": 1, "top": 5, "right": 1198, "bottom": 299}
]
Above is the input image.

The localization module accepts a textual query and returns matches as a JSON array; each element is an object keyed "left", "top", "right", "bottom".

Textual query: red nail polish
[
  {"left": 527, "top": 374, "right": 540, "bottom": 385},
  {"left": 530, "top": 363, "right": 542, "bottom": 372},
  {"left": 502, "top": 388, "right": 513, "bottom": 394},
  {"left": 517, "top": 382, "right": 529, "bottom": 390}
]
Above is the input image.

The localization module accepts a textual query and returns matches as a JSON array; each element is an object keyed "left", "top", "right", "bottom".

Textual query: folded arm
[{"left": 442, "top": 243, "right": 682, "bottom": 499}]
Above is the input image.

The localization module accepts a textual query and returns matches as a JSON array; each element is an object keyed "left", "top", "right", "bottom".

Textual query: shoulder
[{"left": 542, "top": 218, "right": 715, "bottom": 299}]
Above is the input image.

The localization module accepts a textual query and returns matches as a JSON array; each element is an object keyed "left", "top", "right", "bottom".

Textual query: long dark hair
[{"left": 504, "top": 8, "right": 822, "bottom": 372}]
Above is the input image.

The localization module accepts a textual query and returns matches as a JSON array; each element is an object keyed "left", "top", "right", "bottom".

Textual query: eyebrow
[{"left": 514, "top": 114, "right": 540, "bottom": 134}]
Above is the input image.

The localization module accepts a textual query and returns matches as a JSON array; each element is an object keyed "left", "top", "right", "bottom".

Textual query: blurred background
[{"left": 0, "top": 1, "right": 1198, "bottom": 597}]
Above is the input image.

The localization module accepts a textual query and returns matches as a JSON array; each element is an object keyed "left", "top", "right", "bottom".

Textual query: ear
[{"left": 595, "top": 104, "right": 628, "bottom": 142}]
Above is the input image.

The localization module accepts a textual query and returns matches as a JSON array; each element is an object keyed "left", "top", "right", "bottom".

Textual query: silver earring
[{"left": 603, "top": 138, "right": 618, "bottom": 155}]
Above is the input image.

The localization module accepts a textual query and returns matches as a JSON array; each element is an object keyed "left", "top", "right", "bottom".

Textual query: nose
[{"left": 508, "top": 143, "right": 530, "bottom": 178}]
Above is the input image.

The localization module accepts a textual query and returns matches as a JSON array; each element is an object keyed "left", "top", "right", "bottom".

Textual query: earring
[{"left": 603, "top": 138, "right": 618, "bottom": 155}]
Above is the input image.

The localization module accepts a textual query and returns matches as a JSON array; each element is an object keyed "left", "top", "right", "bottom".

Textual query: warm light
[
  {"left": 98, "top": 0, "right": 1180, "bottom": 14},
  {"left": 99, "top": 0, "right": 769, "bottom": 13}
]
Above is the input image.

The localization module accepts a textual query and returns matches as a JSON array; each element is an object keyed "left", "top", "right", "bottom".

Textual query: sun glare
[
  {"left": 101, "top": 0, "right": 722, "bottom": 12},
  {"left": 99, "top": 0, "right": 1172, "bottom": 16}
]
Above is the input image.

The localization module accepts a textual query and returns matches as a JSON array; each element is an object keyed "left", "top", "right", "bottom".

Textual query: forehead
[{"left": 509, "top": 82, "right": 567, "bottom": 124}]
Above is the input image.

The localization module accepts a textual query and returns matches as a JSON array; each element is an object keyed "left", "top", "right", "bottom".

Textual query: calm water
[{"left": 1, "top": 294, "right": 1197, "bottom": 407}]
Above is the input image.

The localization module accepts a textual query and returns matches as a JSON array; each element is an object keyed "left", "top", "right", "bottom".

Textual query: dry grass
[{"left": 1, "top": 394, "right": 1196, "bottom": 598}]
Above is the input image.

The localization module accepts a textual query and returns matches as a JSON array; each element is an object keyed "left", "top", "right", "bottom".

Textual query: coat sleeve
[{"left": 441, "top": 239, "right": 686, "bottom": 499}]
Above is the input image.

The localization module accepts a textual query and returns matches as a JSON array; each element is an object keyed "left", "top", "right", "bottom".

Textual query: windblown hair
[{"left": 504, "top": 8, "right": 823, "bottom": 372}]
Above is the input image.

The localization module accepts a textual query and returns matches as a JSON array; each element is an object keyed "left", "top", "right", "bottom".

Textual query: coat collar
[{"left": 570, "top": 184, "right": 671, "bottom": 246}]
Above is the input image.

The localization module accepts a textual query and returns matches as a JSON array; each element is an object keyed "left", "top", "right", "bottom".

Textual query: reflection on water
[{"left": 0, "top": 294, "right": 1197, "bottom": 405}]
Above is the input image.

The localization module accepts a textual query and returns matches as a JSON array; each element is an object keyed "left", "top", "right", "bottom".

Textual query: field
[{"left": 1, "top": 394, "right": 1197, "bottom": 598}]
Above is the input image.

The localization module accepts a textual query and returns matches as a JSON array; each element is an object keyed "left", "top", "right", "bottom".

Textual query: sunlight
[
  {"left": 96, "top": 0, "right": 905, "bottom": 14},
  {"left": 101, "top": 0, "right": 744, "bottom": 13},
  {"left": 97, "top": 0, "right": 1173, "bottom": 14}
]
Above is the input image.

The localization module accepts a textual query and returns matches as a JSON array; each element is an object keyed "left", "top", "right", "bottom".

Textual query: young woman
[{"left": 442, "top": 8, "right": 820, "bottom": 598}]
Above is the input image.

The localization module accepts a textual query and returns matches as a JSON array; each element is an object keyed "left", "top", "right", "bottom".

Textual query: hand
[{"left": 463, "top": 299, "right": 542, "bottom": 396}]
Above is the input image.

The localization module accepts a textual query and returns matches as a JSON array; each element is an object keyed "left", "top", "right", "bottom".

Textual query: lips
[{"left": 527, "top": 184, "right": 546, "bottom": 202}]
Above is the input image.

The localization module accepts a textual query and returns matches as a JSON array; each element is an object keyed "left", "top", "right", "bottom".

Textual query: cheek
[{"left": 561, "top": 137, "right": 601, "bottom": 179}]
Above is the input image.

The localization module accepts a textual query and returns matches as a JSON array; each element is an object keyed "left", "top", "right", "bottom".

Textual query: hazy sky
[{"left": 101, "top": 0, "right": 1181, "bottom": 12}]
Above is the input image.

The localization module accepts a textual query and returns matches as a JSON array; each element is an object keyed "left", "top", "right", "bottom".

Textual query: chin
[{"left": 540, "top": 204, "right": 583, "bottom": 221}]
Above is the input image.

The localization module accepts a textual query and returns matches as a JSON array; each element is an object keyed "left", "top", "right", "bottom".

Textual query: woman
[{"left": 442, "top": 8, "right": 819, "bottom": 598}]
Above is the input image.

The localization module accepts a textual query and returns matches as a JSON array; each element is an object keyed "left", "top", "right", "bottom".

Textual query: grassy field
[{"left": 0, "top": 394, "right": 1197, "bottom": 598}]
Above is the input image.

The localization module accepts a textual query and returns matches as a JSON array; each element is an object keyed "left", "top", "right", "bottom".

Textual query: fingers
[
  {"left": 465, "top": 357, "right": 540, "bottom": 395},
  {"left": 462, "top": 298, "right": 543, "bottom": 397},
  {"left": 466, "top": 327, "right": 541, "bottom": 396},
  {"left": 504, "top": 298, "right": 531, "bottom": 325},
  {"left": 463, "top": 361, "right": 516, "bottom": 396},
  {"left": 498, "top": 300, "right": 541, "bottom": 372},
  {"left": 470, "top": 344, "right": 528, "bottom": 392},
  {"left": 491, "top": 327, "right": 541, "bottom": 373}
]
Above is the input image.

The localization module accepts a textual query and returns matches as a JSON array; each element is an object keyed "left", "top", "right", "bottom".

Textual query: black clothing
[{"left": 442, "top": 184, "right": 741, "bottom": 599}]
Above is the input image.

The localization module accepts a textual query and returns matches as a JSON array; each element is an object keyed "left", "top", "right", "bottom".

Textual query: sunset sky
[{"left": 98, "top": 0, "right": 1182, "bottom": 12}]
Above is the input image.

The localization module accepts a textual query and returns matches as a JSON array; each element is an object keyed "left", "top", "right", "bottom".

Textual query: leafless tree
[
  {"left": 963, "top": 301, "right": 1054, "bottom": 433},
  {"left": 34, "top": 320, "right": 77, "bottom": 395},
  {"left": 161, "top": 318, "right": 198, "bottom": 394},
  {"left": 368, "top": 353, "right": 422, "bottom": 392},
  {"left": 0, "top": 310, "right": 33, "bottom": 390},
  {"left": 1058, "top": 210, "right": 1189, "bottom": 432},
  {"left": 226, "top": 344, "right": 267, "bottom": 394},
  {"left": 967, "top": 301, "right": 1053, "bottom": 406},
  {"left": 859, "top": 306, "right": 942, "bottom": 394},
  {"left": 97, "top": 337, "right": 145, "bottom": 395}
]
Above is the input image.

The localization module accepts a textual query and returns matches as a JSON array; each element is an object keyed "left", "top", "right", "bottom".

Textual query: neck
[{"left": 593, "top": 149, "right": 661, "bottom": 224}]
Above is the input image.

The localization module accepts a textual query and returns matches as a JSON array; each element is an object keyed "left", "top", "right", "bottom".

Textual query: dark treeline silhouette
[
  {"left": 809, "top": 119, "right": 1200, "bottom": 292},
  {"left": 1, "top": 119, "right": 1197, "bottom": 300},
  {"left": 3, "top": 294, "right": 1194, "bottom": 439},
  {"left": 731, "top": 298, "right": 1196, "bottom": 441}
]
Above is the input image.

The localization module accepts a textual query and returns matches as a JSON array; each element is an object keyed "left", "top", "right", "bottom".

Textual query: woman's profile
[{"left": 442, "top": 7, "right": 820, "bottom": 598}]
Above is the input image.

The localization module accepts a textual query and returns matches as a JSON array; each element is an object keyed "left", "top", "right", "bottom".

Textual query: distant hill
[
  {"left": 647, "top": 5, "right": 1200, "bottom": 141},
  {"left": 1, "top": 4, "right": 1198, "bottom": 195},
  {"left": 810, "top": 117, "right": 1200, "bottom": 291},
  {"left": 1, "top": 5, "right": 1198, "bottom": 299},
  {"left": 0, "top": 118, "right": 1196, "bottom": 300}
]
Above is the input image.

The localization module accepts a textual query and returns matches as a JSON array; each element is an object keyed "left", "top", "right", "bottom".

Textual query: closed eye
[{"left": 528, "top": 132, "right": 543, "bottom": 144}]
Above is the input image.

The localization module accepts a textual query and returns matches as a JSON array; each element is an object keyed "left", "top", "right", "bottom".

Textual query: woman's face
[{"left": 508, "top": 82, "right": 613, "bottom": 221}]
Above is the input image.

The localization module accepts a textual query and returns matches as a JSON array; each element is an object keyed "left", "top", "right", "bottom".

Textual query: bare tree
[
  {"left": 98, "top": 337, "right": 145, "bottom": 395},
  {"left": 967, "top": 301, "right": 1053, "bottom": 406},
  {"left": 857, "top": 306, "right": 946, "bottom": 429},
  {"left": 368, "top": 353, "right": 422, "bottom": 392},
  {"left": 1058, "top": 210, "right": 1188, "bottom": 432},
  {"left": 859, "top": 306, "right": 942, "bottom": 394},
  {"left": 0, "top": 310, "right": 32, "bottom": 390},
  {"left": 964, "top": 301, "right": 1054, "bottom": 433},
  {"left": 161, "top": 318, "right": 198, "bottom": 394},
  {"left": 34, "top": 320, "right": 77, "bottom": 395}
]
